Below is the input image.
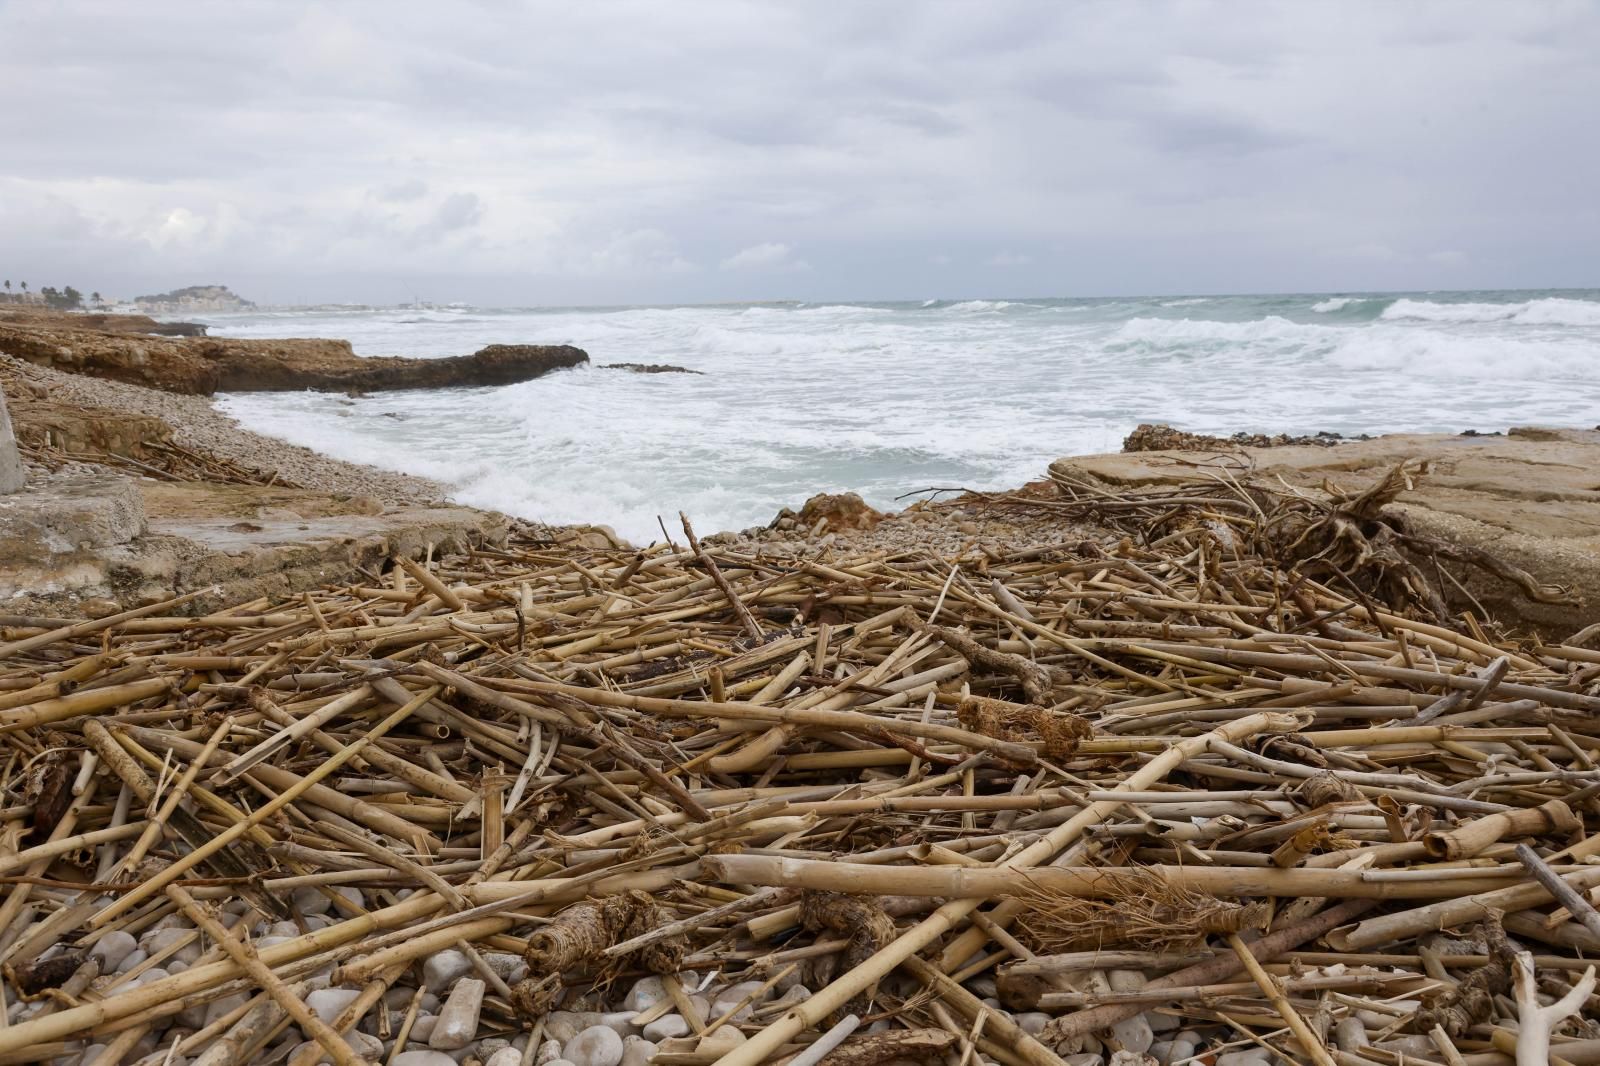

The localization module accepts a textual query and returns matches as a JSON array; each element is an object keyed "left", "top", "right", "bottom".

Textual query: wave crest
[
  {"left": 1381, "top": 297, "right": 1600, "bottom": 326},
  {"left": 1312, "top": 297, "right": 1362, "bottom": 313}
]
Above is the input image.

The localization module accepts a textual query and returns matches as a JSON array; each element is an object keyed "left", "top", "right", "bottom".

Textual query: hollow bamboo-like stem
[
  {"left": 1422, "top": 800, "right": 1580, "bottom": 861},
  {"left": 702, "top": 854, "right": 1535, "bottom": 901},
  {"left": 0, "top": 678, "right": 170, "bottom": 733}
]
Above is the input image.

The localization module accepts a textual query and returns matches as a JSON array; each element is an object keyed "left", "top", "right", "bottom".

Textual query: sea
[{"left": 199, "top": 289, "right": 1600, "bottom": 544}]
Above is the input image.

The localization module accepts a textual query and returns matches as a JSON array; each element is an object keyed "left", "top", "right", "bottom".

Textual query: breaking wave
[
  {"left": 203, "top": 288, "right": 1600, "bottom": 542},
  {"left": 1381, "top": 297, "right": 1600, "bottom": 326},
  {"left": 1312, "top": 297, "right": 1361, "bottom": 313}
]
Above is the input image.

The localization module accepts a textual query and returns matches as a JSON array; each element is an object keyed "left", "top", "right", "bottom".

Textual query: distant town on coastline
[{"left": 0, "top": 281, "right": 253, "bottom": 313}]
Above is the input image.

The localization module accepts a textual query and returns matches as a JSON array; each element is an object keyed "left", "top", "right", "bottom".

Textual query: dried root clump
[
  {"left": 1010, "top": 868, "right": 1266, "bottom": 954},
  {"left": 799, "top": 891, "right": 897, "bottom": 1018},
  {"left": 508, "top": 973, "right": 560, "bottom": 1018},
  {"left": 1413, "top": 915, "right": 1517, "bottom": 1037},
  {"left": 5, "top": 952, "right": 85, "bottom": 998},
  {"left": 957, "top": 696, "right": 1090, "bottom": 760},
  {"left": 921, "top": 621, "right": 1058, "bottom": 705},
  {"left": 512, "top": 889, "right": 683, "bottom": 1015},
  {"left": 1251, "top": 460, "right": 1572, "bottom": 623},
  {"left": 1297, "top": 771, "right": 1363, "bottom": 808}
]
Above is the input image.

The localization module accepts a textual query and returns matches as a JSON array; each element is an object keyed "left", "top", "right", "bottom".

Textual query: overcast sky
[{"left": 2, "top": 1, "right": 1596, "bottom": 305}]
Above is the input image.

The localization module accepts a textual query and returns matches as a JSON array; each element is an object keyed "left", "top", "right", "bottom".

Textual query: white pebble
[
  {"left": 429, "top": 977, "right": 485, "bottom": 1050},
  {"left": 563, "top": 1025, "right": 623, "bottom": 1066},
  {"left": 1016, "top": 1012, "right": 1051, "bottom": 1035},
  {"left": 1110, "top": 1011, "right": 1153, "bottom": 1056},
  {"left": 112, "top": 948, "right": 148, "bottom": 974},
  {"left": 710, "top": 980, "right": 766, "bottom": 1022},
  {"left": 1150, "top": 1039, "right": 1196, "bottom": 1064},
  {"left": 535, "top": 1039, "right": 565, "bottom": 1064},
  {"left": 291, "top": 887, "right": 334, "bottom": 915},
  {"left": 330, "top": 886, "right": 364, "bottom": 910},
  {"left": 89, "top": 931, "right": 137, "bottom": 971},
  {"left": 131, "top": 967, "right": 170, "bottom": 988},
  {"left": 391, "top": 1052, "right": 460, "bottom": 1066},
  {"left": 288, "top": 1031, "right": 383, "bottom": 1065},
  {"left": 141, "top": 928, "right": 202, "bottom": 966},
  {"left": 598, "top": 1011, "right": 639, "bottom": 1037},
  {"left": 1148, "top": 1011, "right": 1181, "bottom": 1034},
  {"left": 641, "top": 1013, "right": 688, "bottom": 1042},
  {"left": 620, "top": 1037, "right": 657, "bottom": 1066},
  {"left": 485, "top": 1049, "right": 524, "bottom": 1066},
  {"left": 1215, "top": 1052, "right": 1272, "bottom": 1066},
  {"left": 201, "top": 991, "right": 250, "bottom": 1029},
  {"left": 1109, "top": 1052, "right": 1157, "bottom": 1066},
  {"left": 410, "top": 1014, "right": 439, "bottom": 1042},
  {"left": 770, "top": 984, "right": 811, "bottom": 1010},
  {"left": 1064, "top": 1056, "right": 1104, "bottom": 1066},
  {"left": 306, "top": 987, "right": 363, "bottom": 1024},
  {"left": 1108, "top": 969, "right": 1147, "bottom": 993},
  {"left": 545, "top": 1011, "right": 584, "bottom": 1043},
  {"left": 423, "top": 949, "right": 473, "bottom": 991},
  {"left": 623, "top": 976, "right": 667, "bottom": 1013},
  {"left": 696, "top": 1027, "right": 747, "bottom": 1054},
  {"left": 483, "top": 952, "right": 529, "bottom": 984}
]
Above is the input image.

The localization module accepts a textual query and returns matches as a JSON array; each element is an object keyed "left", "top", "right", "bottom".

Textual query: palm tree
[
  {"left": 18, "top": 282, "right": 26, "bottom": 294},
  {"left": 3, "top": 280, "right": 9, "bottom": 292},
  {"left": 91, "top": 291, "right": 102, "bottom": 307}
]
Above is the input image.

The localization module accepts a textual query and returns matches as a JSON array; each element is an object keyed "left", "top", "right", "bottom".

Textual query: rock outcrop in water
[
  {"left": 132, "top": 284, "right": 254, "bottom": 314},
  {"left": 602, "top": 362, "right": 703, "bottom": 375},
  {"left": 0, "top": 312, "right": 588, "bottom": 395}
]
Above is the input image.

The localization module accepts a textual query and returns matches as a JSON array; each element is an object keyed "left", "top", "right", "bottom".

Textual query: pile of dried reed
[{"left": 0, "top": 470, "right": 1597, "bottom": 1066}]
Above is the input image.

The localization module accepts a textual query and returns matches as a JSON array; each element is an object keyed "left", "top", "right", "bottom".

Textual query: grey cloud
[{"left": 0, "top": 1, "right": 1595, "bottom": 304}]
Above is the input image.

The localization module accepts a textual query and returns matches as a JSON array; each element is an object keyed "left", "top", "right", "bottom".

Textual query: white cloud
[
  {"left": 989, "top": 251, "right": 1033, "bottom": 267},
  {"left": 720, "top": 242, "right": 808, "bottom": 271}
]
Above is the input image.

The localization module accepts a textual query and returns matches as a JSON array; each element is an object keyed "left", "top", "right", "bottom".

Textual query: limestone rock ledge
[
  {"left": 1050, "top": 426, "right": 1600, "bottom": 633},
  {"left": 1, "top": 474, "right": 511, "bottom": 614},
  {"left": 0, "top": 320, "right": 587, "bottom": 396}
]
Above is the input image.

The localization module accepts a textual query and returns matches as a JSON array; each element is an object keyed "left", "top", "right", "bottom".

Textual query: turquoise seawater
[{"left": 200, "top": 289, "right": 1600, "bottom": 542}]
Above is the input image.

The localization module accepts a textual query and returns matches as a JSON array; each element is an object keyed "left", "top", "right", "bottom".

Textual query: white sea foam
[
  {"left": 1381, "top": 296, "right": 1600, "bottom": 326},
  {"left": 1160, "top": 297, "right": 1211, "bottom": 307},
  {"left": 1113, "top": 315, "right": 1331, "bottom": 345},
  {"left": 1311, "top": 297, "right": 1361, "bottom": 312},
  {"left": 205, "top": 291, "right": 1600, "bottom": 541}
]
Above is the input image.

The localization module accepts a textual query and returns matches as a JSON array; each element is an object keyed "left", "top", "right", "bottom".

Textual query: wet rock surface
[{"left": 0, "top": 311, "right": 588, "bottom": 395}]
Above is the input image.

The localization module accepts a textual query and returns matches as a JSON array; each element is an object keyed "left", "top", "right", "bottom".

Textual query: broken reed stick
[
  {"left": 1228, "top": 932, "right": 1339, "bottom": 1066},
  {"left": 682, "top": 511, "right": 763, "bottom": 641},
  {"left": 701, "top": 855, "right": 1547, "bottom": 900}
]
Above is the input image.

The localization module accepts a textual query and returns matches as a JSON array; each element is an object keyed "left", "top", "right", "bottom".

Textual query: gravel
[{"left": 1, "top": 354, "right": 448, "bottom": 506}]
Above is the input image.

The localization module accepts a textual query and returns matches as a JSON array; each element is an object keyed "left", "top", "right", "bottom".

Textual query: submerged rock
[{"left": 600, "top": 362, "right": 703, "bottom": 375}]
